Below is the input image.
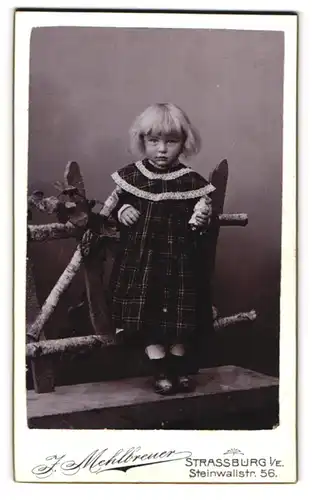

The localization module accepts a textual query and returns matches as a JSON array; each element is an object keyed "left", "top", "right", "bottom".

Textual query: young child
[{"left": 109, "top": 103, "right": 215, "bottom": 395}]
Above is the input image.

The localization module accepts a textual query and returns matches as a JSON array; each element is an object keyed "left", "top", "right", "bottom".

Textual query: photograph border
[{"left": 13, "top": 8, "right": 298, "bottom": 484}]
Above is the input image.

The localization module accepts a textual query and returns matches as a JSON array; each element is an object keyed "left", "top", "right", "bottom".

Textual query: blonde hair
[{"left": 129, "top": 103, "right": 201, "bottom": 158}]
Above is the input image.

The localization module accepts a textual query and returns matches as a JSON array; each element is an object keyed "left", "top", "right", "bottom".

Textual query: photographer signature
[{"left": 31, "top": 447, "right": 192, "bottom": 478}]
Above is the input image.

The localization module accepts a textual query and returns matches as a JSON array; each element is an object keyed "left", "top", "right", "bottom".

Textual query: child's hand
[
  {"left": 189, "top": 195, "right": 213, "bottom": 230},
  {"left": 194, "top": 206, "right": 211, "bottom": 227},
  {"left": 119, "top": 205, "right": 141, "bottom": 226}
]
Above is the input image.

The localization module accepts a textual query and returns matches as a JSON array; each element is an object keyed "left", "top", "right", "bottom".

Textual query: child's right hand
[{"left": 119, "top": 205, "right": 141, "bottom": 226}]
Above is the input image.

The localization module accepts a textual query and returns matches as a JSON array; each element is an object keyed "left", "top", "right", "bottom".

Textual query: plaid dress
[{"left": 109, "top": 159, "right": 215, "bottom": 346}]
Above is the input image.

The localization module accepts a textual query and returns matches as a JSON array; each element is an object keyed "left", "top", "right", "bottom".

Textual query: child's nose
[{"left": 158, "top": 140, "right": 167, "bottom": 152}]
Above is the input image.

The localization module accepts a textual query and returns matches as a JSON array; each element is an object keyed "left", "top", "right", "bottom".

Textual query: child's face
[{"left": 143, "top": 133, "right": 184, "bottom": 169}]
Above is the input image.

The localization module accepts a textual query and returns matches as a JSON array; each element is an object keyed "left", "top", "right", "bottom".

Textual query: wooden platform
[{"left": 27, "top": 365, "right": 279, "bottom": 430}]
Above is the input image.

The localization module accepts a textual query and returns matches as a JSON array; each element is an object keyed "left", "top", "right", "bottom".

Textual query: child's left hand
[{"left": 194, "top": 206, "right": 211, "bottom": 227}]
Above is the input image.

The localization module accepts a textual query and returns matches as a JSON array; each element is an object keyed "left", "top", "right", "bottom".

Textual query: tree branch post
[{"left": 27, "top": 247, "right": 83, "bottom": 341}]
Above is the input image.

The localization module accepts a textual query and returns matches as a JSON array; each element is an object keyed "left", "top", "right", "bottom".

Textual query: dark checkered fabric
[{"left": 109, "top": 159, "right": 213, "bottom": 346}]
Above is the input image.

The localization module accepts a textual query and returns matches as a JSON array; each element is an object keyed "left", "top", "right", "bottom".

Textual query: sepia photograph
[{"left": 14, "top": 10, "right": 297, "bottom": 483}]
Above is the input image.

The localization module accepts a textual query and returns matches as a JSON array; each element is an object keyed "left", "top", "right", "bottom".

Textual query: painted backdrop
[{"left": 27, "top": 27, "right": 284, "bottom": 378}]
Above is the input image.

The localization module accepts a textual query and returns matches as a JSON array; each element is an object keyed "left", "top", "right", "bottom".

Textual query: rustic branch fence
[{"left": 26, "top": 160, "right": 256, "bottom": 393}]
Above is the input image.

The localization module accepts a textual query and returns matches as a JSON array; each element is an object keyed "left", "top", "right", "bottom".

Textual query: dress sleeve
[
  {"left": 106, "top": 164, "right": 141, "bottom": 222},
  {"left": 106, "top": 188, "right": 140, "bottom": 226}
]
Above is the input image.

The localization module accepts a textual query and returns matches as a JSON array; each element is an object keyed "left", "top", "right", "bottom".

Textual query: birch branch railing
[
  {"left": 26, "top": 159, "right": 257, "bottom": 393},
  {"left": 28, "top": 213, "right": 247, "bottom": 243},
  {"left": 27, "top": 247, "right": 83, "bottom": 340},
  {"left": 26, "top": 310, "right": 257, "bottom": 360}
]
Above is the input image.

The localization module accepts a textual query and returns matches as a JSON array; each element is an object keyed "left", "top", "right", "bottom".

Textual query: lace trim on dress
[
  {"left": 135, "top": 160, "right": 193, "bottom": 180},
  {"left": 111, "top": 171, "right": 215, "bottom": 201}
]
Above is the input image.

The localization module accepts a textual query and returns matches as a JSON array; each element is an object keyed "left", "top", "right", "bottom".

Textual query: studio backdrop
[{"left": 27, "top": 26, "right": 284, "bottom": 377}]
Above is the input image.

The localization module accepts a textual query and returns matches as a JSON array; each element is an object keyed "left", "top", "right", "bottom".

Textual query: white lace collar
[
  {"left": 135, "top": 160, "right": 193, "bottom": 180},
  {"left": 111, "top": 171, "right": 215, "bottom": 201}
]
